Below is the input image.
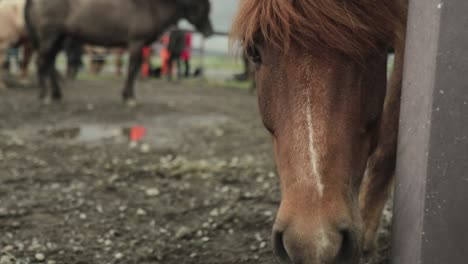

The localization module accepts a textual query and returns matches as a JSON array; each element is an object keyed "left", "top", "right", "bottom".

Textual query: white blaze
[{"left": 306, "top": 94, "right": 324, "bottom": 197}]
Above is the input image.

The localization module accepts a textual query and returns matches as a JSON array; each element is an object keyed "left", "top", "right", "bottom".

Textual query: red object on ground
[{"left": 130, "top": 126, "right": 146, "bottom": 141}]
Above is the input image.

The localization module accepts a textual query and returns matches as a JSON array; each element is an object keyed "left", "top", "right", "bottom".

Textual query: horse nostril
[
  {"left": 272, "top": 229, "right": 291, "bottom": 262},
  {"left": 336, "top": 229, "right": 359, "bottom": 261}
]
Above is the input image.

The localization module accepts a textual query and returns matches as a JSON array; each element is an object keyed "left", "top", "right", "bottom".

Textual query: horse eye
[{"left": 246, "top": 45, "right": 262, "bottom": 65}]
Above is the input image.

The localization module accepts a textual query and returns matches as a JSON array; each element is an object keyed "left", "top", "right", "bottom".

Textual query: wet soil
[{"left": 0, "top": 79, "right": 391, "bottom": 264}]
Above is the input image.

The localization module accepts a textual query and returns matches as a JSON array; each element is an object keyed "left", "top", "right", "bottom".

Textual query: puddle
[
  {"left": 34, "top": 113, "right": 231, "bottom": 148},
  {"left": 38, "top": 124, "right": 175, "bottom": 148},
  {"left": 40, "top": 125, "right": 127, "bottom": 143},
  {"left": 76, "top": 125, "right": 125, "bottom": 142}
]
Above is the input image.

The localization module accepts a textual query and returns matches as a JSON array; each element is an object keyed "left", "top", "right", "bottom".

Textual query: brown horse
[{"left": 232, "top": 0, "right": 408, "bottom": 263}]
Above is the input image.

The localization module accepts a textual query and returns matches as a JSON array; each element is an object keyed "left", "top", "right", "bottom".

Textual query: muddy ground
[{"left": 0, "top": 79, "right": 391, "bottom": 264}]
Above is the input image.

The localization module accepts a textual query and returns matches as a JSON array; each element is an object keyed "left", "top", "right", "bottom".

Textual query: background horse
[
  {"left": 0, "top": 0, "right": 28, "bottom": 88},
  {"left": 232, "top": 0, "right": 408, "bottom": 263},
  {"left": 63, "top": 37, "right": 84, "bottom": 80},
  {"left": 25, "top": 0, "right": 213, "bottom": 105}
]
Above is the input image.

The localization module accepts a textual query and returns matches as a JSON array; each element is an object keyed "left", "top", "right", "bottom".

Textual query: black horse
[{"left": 25, "top": 0, "right": 213, "bottom": 104}]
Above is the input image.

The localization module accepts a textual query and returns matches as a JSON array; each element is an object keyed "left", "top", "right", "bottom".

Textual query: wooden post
[{"left": 392, "top": 0, "right": 468, "bottom": 263}]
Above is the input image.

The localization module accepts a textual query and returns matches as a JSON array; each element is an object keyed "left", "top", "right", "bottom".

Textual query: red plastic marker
[{"left": 130, "top": 126, "right": 146, "bottom": 141}]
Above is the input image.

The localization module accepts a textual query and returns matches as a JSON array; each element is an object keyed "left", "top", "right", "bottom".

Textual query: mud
[{"left": 0, "top": 79, "right": 391, "bottom": 264}]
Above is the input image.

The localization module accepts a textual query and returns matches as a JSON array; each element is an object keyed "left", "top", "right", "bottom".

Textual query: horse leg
[
  {"left": 115, "top": 50, "right": 124, "bottom": 77},
  {"left": 359, "top": 42, "right": 406, "bottom": 255},
  {"left": 176, "top": 58, "right": 182, "bottom": 80},
  {"left": 36, "top": 37, "right": 62, "bottom": 101},
  {"left": 0, "top": 52, "right": 5, "bottom": 89},
  {"left": 0, "top": 41, "right": 8, "bottom": 89},
  {"left": 166, "top": 56, "right": 174, "bottom": 81},
  {"left": 20, "top": 42, "right": 34, "bottom": 80},
  {"left": 48, "top": 40, "right": 65, "bottom": 100},
  {"left": 122, "top": 42, "right": 144, "bottom": 104},
  {"left": 184, "top": 59, "right": 190, "bottom": 78},
  {"left": 36, "top": 52, "right": 49, "bottom": 100}
]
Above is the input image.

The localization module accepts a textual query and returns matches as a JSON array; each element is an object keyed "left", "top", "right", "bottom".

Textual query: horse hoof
[{"left": 126, "top": 99, "right": 137, "bottom": 108}]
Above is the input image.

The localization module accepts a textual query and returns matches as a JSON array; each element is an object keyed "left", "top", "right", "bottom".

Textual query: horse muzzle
[{"left": 272, "top": 220, "right": 361, "bottom": 264}]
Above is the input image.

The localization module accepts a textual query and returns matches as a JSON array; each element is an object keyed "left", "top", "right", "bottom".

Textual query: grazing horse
[
  {"left": 0, "top": 0, "right": 28, "bottom": 88},
  {"left": 25, "top": 0, "right": 213, "bottom": 104},
  {"left": 232, "top": 0, "right": 408, "bottom": 263}
]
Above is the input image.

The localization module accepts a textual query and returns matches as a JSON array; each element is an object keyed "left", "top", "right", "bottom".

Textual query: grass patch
[{"left": 184, "top": 77, "right": 252, "bottom": 90}]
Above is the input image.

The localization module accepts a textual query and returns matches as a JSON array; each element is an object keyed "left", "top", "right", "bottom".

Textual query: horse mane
[{"left": 231, "top": 0, "right": 407, "bottom": 57}]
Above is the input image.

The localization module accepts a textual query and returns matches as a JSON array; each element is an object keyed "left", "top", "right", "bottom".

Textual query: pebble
[
  {"left": 145, "top": 188, "right": 160, "bottom": 197},
  {"left": 140, "top": 143, "right": 150, "bottom": 153},
  {"left": 0, "top": 255, "right": 15, "bottom": 264},
  {"left": 175, "top": 226, "right": 191, "bottom": 239},
  {"left": 2, "top": 245, "right": 13, "bottom": 252},
  {"left": 0, "top": 208, "right": 7, "bottom": 217},
  {"left": 35, "top": 253, "right": 45, "bottom": 261},
  {"left": 129, "top": 141, "right": 138, "bottom": 149},
  {"left": 109, "top": 174, "right": 119, "bottom": 183},
  {"left": 114, "top": 252, "right": 123, "bottom": 259},
  {"left": 209, "top": 208, "right": 219, "bottom": 217},
  {"left": 214, "top": 128, "right": 224, "bottom": 137},
  {"left": 254, "top": 233, "right": 262, "bottom": 241},
  {"left": 263, "top": 210, "right": 273, "bottom": 217},
  {"left": 136, "top": 208, "right": 147, "bottom": 216}
]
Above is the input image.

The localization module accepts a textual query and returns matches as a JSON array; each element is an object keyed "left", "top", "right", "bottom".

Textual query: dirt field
[{"left": 0, "top": 79, "right": 391, "bottom": 264}]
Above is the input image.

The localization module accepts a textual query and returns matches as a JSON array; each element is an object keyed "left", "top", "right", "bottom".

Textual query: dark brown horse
[
  {"left": 25, "top": 0, "right": 213, "bottom": 104},
  {"left": 232, "top": 0, "right": 408, "bottom": 263}
]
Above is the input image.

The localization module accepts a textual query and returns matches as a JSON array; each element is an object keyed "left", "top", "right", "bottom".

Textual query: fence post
[
  {"left": 199, "top": 36, "right": 206, "bottom": 77},
  {"left": 392, "top": 0, "right": 468, "bottom": 263}
]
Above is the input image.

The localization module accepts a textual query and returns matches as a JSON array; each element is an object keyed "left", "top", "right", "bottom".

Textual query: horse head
[
  {"left": 177, "top": 0, "right": 213, "bottom": 37},
  {"left": 232, "top": 0, "right": 407, "bottom": 263}
]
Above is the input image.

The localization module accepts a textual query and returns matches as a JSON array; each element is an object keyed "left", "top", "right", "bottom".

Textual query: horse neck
[{"left": 148, "top": 0, "right": 184, "bottom": 35}]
